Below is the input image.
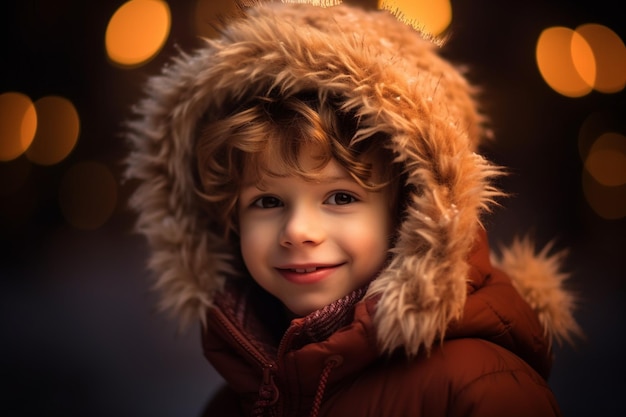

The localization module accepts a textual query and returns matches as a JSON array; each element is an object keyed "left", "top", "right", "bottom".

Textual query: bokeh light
[
  {"left": 105, "top": 0, "right": 171, "bottom": 67},
  {"left": 582, "top": 170, "right": 626, "bottom": 220},
  {"left": 577, "top": 111, "right": 623, "bottom": 161},
  {"left": 537, "top": 24, "right": 625, "bottom": 97},
  {"left": 58, "top": 161, "right": 118, "bottom": 230},
  {"left": 576, "top": 23, "right": 626, "bottom": 93},
  {"left": 584, "top": 132, "right": 626, "bottom": 186},
  {"left": 536, "top": 26, "right": 594, "bottom": 97},
  {"left": 25, "top": 96, "right": 80, "bottom": 166},
  {"left": 577, "top": 112, "right": 626, "bottom": 220},
  {"left": 379, "top": 0, "right": 452, "bottom": 36},
  {"left": 0, "top": 92, "right": 37, "bottom": 162},
  {"left": 570, "top": 30, "right": 596, "bottom": 89}
]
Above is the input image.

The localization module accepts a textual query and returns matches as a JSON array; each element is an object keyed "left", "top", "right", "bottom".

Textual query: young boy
[{"left": 125, "top": 1, "right": 580, "bottom": 416}]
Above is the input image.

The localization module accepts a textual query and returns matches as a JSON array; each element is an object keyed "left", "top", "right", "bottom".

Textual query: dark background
[{"left": 1, "top": 0, "right": 624, "bottom": 416}]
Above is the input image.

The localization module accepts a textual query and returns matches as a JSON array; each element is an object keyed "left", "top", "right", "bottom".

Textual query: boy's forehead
[
  {"left": 241, "top": 158, "right": 390, "bottom": 193},
  {"left": 241, "top": 156, "right": 351, "bottom": 185},
  {"left": 239, "top": 140, "right": 389, "bottom": 187},
  {"left": 242, "top": 141, "right": 329, "bottom": 174}
]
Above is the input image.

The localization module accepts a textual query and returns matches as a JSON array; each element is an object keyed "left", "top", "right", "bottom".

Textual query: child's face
[{"left": 237, "top": 146, "right": 393, "bottom": 317}]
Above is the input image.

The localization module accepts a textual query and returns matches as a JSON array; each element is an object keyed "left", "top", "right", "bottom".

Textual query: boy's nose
[{"left": 279, "top": 206, "right": 324, "bottom": 247}]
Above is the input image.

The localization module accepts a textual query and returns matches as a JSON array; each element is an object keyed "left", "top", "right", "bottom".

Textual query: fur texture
[
  {"left": 125, "top": 0, "right": 579, "bottom": 356},
  {"left": 492, "top": 237, "right": 583, "bottom": 347}
]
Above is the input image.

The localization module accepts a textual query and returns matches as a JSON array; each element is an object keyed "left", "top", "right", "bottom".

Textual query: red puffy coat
[
  {"left": 124, "top": 2, "right": 581, "bottom": 416},
  {"left": 200, "top": 230, "right": 564, "bottom": 417}
]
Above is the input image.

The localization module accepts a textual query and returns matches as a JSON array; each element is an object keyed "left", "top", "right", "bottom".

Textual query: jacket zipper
[
  {"left": 214, "top": 311, "right": 280, "bottom": 413},
  {"left": 274, "top": 322, "right": 302, "bottom": 415}
]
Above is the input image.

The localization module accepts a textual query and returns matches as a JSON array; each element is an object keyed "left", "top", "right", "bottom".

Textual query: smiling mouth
[
  {"left": 277, "top": 264, "right": 342, "bottom": 274},
  {"left": 291, "top": 267, "right": 319, "bottom": 273},
  {"left": 276, "top": 264, "right": 342, "bottom": 284}
]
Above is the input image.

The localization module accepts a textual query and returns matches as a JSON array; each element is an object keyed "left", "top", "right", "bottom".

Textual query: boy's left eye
[
  {"left": 252, "top": 196, "right": 283, "bottom": 209},
  {"left": 325, "top": 192, "right": 357, "bottom": 205}
]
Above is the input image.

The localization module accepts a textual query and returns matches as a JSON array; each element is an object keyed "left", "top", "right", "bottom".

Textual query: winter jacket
[{"left": 124, "top": 1, "right": 580, "bottom": 416}]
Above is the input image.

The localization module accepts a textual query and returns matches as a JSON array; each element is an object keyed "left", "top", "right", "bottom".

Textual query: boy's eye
[
  {"left": 253, "top": 196, "right": 283, "bottom": 209},
  {"left": 325, "top": 192, "right": 357, "bottom": 205}
]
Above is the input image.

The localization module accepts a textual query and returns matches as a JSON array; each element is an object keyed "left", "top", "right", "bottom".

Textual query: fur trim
[
  {"left": 492, "top": 237, "right": 583, "bottom": 347},
  {"left": 125, "top": 1, "right": 578, "bottom": 356},
  {"left": 367, "top": 152, "right": 503, "bottom": 356}
]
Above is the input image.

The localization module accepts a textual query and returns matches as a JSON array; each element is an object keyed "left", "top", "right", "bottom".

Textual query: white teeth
[{"left": 293, "top": 267, "right": 317, "bottom": 273}]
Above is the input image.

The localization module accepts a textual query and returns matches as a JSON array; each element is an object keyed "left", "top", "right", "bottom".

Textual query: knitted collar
[
  {"left": 292, "top": 285, "right": 368, "bottom": 349},
  {"left": 216, "top": 278, "right": 368, "bottom": 358}
]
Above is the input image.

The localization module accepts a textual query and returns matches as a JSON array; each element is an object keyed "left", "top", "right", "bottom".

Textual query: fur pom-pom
[{"left": 492, "top": 237, "right": 583, "bottom": 347}]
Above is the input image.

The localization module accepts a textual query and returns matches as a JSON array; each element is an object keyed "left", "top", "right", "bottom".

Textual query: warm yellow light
[
  {"left": 584, "top": 132, "right": 626, "bottom": 186},
  {"left": 577, "top": 111, "right": 618, "bottom": 161},
  {"left": 576, "top": 23, "right": 626, "bottom": 93},
  {"left": 105, "top": 0, "right": 171, "bottom": 67},
  {"left": 58, "top": 161, "right": 118, "bottom": 230},
  {"left": 570, "top": 31, "right": 596, "bottom": 88},
  {"left": 25, "top": 96, "right": 80, "bottom": 166},
  {"left": 379, "top": 0, "right": 452, "bottom": 36},
  {"left": 0, "top": 92, "right": 37, "bottom": 161},
  {"left": 536, "top": 26, "right": 593, "bottom": 97},
  {"left": 582, "top": 131, "right": 626, "bottom": 220}
]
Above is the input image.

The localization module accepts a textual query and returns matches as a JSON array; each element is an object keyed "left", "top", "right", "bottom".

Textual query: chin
[{"left": 285, "top": 301, "right": 326, "bottom": 318}]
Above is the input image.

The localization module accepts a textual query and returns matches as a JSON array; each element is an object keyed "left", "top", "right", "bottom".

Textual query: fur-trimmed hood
[{"left": 125, "top": 0, "right": 580, "bottom": 356}]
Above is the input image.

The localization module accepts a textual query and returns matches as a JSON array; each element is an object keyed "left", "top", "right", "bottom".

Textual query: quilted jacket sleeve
[
  {"left": 436, "top": 339, "right": 562, "bottom": 417},
  {"left": 312, "top": 337, "right": 562, "bottom": 417},
  {"left": 449, "top": 369, "right": 562, "bottom": 417}
]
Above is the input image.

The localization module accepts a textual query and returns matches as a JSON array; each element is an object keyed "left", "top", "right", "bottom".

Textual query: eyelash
[
  {"left": 252, "top": 196, "right": 283, "bottom": 209},
  {"left": 326, "top": 192, "right": 358, "bottom": 205},
  {"left": 251, "top": 192, "right": 358, "bottom": 209}
]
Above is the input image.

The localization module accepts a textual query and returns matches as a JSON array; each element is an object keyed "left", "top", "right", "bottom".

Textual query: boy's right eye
[{"left": 252, "top": 196, "right": 283, "bottom": 209}]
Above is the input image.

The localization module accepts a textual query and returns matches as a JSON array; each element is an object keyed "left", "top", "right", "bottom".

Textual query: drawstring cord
[
  {"left": 252, "top": 356, "right": 343, "bottom": 417},
  {"left": 310, "top": 356, "right": 342, "bottom": 417}
]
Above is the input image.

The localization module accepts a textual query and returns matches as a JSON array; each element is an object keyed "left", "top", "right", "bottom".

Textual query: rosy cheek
[
  {"left": 240, "top": 232, "right": 258, "bottom": 256},
  {"left": 238, "top": 223, "right": 256, "bottom": 260},
  {"left": 239, "top": 220, "right": 272, "bottom": 264}
]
